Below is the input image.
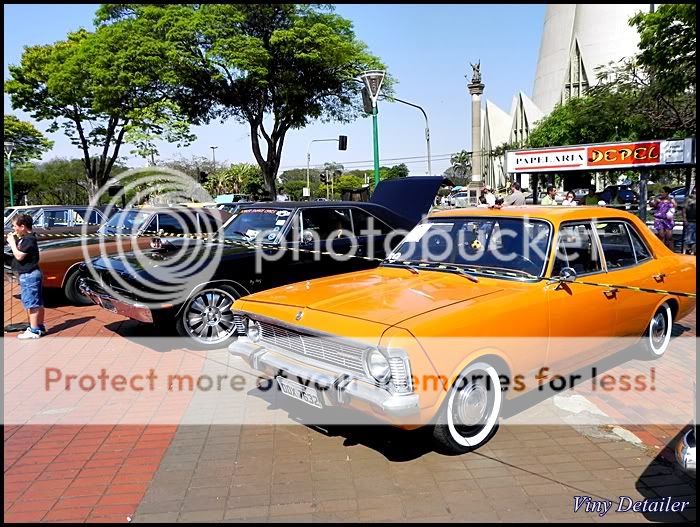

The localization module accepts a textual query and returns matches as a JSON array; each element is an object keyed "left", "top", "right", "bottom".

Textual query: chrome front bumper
[
  {"left": 79, "top": 279, "right": 154, "bottom": 324},
  {"left": 675, "top": 427, "right": 696, "bottom": 474},
  {"left": 228, "top": 339, "right": 420, "bottom": 419}
]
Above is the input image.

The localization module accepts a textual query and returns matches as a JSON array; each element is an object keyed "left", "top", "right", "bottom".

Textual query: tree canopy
[
  {"left": 3, "top": 115, "right": 54, "bottom": 165},
  {"left": 5, "top": 22, "right": 194, "bottom": 197},
  {"left": 95, "top": 4, "right": 391, "bottom": 197}
]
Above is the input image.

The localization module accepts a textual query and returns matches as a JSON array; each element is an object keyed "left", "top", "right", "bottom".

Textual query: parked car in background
[
  {"left": 80, "top": 177, "right": 444, "bottom": 347},
  {"left": 229, "top": 206, "right": 695, "bottom": 453},
  {"left": 4, "top": 205, "right": 113, "bottom": 244},
  {"left": 4, "top": 205, "right": 44, "bottom": 228},
  {"left": 5, "top": 206, "right": 230, "bottom": 305},
  {"left": 599, "top": 185, "right": 640, "bottom": 206}
]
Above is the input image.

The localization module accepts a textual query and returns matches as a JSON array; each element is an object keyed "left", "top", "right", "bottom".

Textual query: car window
[
  {"left": 351, "top": 208, "right": 393, "bottom": 236},
  {"left": 595, "top": 222, "right": 637, "bottom": 269},
  {"left": 156, "top": 213, "right": 198, "bottom": 235},
  {"left": 552, "top": 222, "right": 602, "bottom": 276},
  {"left": 99, "top": 210, "right": 152, "bottom": 235},
  {"left": 36, "top": 209, "right": 70, "bottom": 228},
  {"left": 387, "top": 217, "right": 551, "bottom": 278},
  {"left": 301, "top": 208, "right": 353, "bottom": 240},
  {"left": 222, "top": 208, "right": 293, "bottom": 242},
  {"left": 625, "top": 223, "right": 652, "bottom": 262}
]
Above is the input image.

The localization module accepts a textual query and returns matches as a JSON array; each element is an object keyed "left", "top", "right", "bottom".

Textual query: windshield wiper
[
  {"left": 384, "top": 258, "right": 419, "bottom": 275},
  {"left": 449, "top": 266, "right": 480, "bottom": 283}
]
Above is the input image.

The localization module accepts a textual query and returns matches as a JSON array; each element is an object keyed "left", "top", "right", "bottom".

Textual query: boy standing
[{"left": 6, "top": 214, "right": 46, "bottom": 339}]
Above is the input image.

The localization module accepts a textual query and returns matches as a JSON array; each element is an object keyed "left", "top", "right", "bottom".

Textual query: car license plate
[{"left": 276, "top": 376, "right": 323, "bottom": 409}]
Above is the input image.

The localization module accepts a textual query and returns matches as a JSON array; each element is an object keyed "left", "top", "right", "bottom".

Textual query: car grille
[{"left": 246, "top": 319, "right": 368, "bottom": 376}]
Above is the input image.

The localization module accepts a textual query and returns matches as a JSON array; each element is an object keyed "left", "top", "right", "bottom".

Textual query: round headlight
[
  {"left": 366, "top": 349, "right": 391, "bottom": 383},
  {"left": 247, "top": 318, "right": 261, "bottom": 342}
]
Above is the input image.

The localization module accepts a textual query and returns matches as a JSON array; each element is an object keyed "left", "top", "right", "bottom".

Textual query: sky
[{"left": 3, "top": 3, "right": 547, "bottom": 177}]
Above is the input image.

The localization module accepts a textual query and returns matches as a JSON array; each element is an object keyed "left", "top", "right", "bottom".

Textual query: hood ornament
[{"left": 295, "top": 311, "right": 304, "bottom": 321}]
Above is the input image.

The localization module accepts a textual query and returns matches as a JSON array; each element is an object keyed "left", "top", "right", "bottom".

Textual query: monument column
[{"left": 468, "top": 61, "right": 485, "bottom": 183}]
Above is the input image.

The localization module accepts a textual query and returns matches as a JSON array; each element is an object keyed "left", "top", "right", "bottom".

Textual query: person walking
[
  {"left": 7, "top": 214, "right": 47, "bottom": 339},
  {"left": 541, "top": 186, "right": 558, "bottom": 206},
  {"left": 650, "top": 186, "right": 677, "bottom": 250},
  {"left": 503, "top": 181, "right": 526, "bottom": 206}
]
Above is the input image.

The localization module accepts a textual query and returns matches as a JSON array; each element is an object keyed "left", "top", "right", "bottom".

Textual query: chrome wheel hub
[
  {"left": 455, "top": 384, "right": 488, "bottom": 426},
  {"left": 651, "top": 312, "right": 666, "bottom": 346},
  {"left": 184, "top": 290, "right": 235, "bottom": 343}
]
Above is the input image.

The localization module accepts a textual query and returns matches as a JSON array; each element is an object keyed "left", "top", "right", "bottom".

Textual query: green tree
[
  {"left": 382, "top": 163, "right": 409, "bottom": 180},
  {"left": 3, "top": 115, "right": 54, "bottom": 164},
  {"left": 5, "top": 22, "right": 194, "bottom": 197},
  {"left": 13, "top": 158, "right": 128, "bottom": 205},
  {"left": 204, "top": 163, "right": 263, "bottom": 197},
  {"left": 96, "top": 4, "right": 391, "bottom": 197},
  {"left": 630, "top": 4, "right": 696, "bottom": 99},
  {"left": 450, "top": 150, "right": 472, "bottom": 180}
]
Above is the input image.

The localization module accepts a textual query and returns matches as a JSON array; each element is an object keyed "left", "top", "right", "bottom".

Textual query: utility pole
[
  {"left": 210, "top": 145, "right": 218, "bottom": 166},
  {"left": 307, "top": 136, "right": 348, "bottom": 200},
  {"left": 4, "top": 142, "right": 15, "bottom": 207}
]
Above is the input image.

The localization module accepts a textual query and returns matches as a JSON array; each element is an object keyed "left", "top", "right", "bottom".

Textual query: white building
[{"left": 480, "top": 4, "right": 653, "bottom": 190}]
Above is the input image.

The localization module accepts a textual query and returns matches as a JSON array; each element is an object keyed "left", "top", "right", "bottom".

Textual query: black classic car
[{"left": 79, "top": 177, "right": 443, "bottom": 348}]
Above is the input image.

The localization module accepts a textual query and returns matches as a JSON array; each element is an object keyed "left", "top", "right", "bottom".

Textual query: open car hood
[{"left": 370, "top": 176, "right": 445, "bottom": 226}]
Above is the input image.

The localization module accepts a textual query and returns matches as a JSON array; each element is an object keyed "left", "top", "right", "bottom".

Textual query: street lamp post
[
  {"left": 387, "top": 96, "right": 432, "bottom": 175},
  {"left": 4, "top": 142, "right": 15, "bottom": 207},
  {"left": 210, "top": 145, "right": 218, "bottom": 166},
  {"left": 359, "top": 70, "right": 386, "bottom": 187}
]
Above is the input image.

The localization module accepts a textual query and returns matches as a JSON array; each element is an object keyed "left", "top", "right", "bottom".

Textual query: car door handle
[
  {"left": 653, "top": 273, "right": 666, "bottom": 282},
  {"left": 603, "top": 288, "right": 618, "bottom": 298}
]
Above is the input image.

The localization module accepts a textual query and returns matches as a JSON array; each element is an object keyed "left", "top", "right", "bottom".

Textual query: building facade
[{"left": 478, "top": 4, "right": 652, "bottom": 190}]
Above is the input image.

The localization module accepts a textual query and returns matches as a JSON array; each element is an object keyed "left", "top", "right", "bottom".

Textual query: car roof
[{"left": 430, "top": 206, "right": 642, "bottom": 222}]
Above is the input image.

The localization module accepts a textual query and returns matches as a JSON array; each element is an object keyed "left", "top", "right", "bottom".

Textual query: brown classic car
[{"left": 4, "top": 207, "right": 231, "bottom": 305}]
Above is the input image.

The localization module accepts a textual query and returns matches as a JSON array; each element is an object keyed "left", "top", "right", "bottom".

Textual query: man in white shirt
[{"left": 482, "top": 187, "right": 497, "bottom": 207}]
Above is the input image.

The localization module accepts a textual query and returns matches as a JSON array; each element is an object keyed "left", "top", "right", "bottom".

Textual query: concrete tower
[
  {"left": 531, "top": 4, "right": 650, "bottom": 116},
  {"left": 468, "top": 61, "right": 485, "bottom": 182}
]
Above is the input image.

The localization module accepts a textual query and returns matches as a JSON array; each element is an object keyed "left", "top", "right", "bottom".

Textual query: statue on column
[{"left": 470, "top": 60, "right": 481, "bottom": 84}]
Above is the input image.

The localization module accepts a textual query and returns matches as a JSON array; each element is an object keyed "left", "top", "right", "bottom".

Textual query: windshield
[
  {"left": 221, "top": 207, "right": 292, "bottom": 242},
  {"left": 385, "top": 217, "right": 552, "bottom": 278},
  {"left": 98, "top": 210, "right": 151, "bottom": 235}
]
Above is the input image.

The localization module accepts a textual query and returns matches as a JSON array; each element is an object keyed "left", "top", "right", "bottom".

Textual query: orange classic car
[{"left": 228, "top": 206, "right": 696, "bottom": 453}]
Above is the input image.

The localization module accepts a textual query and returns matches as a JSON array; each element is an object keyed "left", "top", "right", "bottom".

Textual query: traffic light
[
  {"left": 320, "top": 172, "right": 327, "bottom": 184},
  {"left": 338, "top": 135, "right": 348, "bottom": 151}
]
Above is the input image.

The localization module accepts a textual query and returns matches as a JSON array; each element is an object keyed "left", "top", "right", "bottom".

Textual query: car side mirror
[{"left": 559, "top": 267, "right": 577, "bottom": 282}]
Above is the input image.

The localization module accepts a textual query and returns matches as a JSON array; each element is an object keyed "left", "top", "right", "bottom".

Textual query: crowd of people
[{"left": 444, "top": 181, "right": 696, "bottom": 256}]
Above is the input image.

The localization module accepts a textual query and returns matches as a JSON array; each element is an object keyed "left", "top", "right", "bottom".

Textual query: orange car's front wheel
[{"left": 432, "top": 362, "right": 502, "bottom": 454}]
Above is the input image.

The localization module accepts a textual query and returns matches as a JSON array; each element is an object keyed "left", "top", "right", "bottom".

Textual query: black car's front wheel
[{"left": 175, "top": 285, "right": 239, "bottom": 349}]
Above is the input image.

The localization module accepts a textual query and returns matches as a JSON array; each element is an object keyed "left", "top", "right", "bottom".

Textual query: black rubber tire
[
  {"left": 63, "top": 270, "right": 93, "bottom": 306},
  {"left": 432, "top": 362, "right": 503, "bottom": 454}
]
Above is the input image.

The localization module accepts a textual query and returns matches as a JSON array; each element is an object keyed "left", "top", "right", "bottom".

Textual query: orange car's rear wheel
[
  {"left": 432, "top": 362, "right": 502, "bottom": 454},
  {"left": 640, "top": 302, "right": 673, "bottom": 360}
]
